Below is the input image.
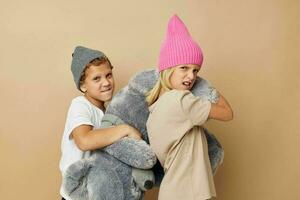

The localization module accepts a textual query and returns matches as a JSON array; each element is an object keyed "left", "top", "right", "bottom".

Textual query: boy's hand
[{"left": 125, "top": 125, "right": 142, "bottom": 140}]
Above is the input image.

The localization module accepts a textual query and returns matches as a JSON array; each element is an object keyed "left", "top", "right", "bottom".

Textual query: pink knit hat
[{"left": 158, "top": 14, "right": 203, "bottom": 72}]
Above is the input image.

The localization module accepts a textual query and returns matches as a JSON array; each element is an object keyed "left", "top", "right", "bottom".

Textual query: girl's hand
[{"left": 209, "top": 93, "right": 233, "bottom": 121}]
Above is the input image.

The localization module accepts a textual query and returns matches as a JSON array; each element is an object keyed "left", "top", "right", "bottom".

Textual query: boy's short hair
[{"left": 71, "top": 46, "right": 112, "bottom": 92}]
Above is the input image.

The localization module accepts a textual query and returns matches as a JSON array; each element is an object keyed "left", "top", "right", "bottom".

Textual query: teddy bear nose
[{"left": 144, "top": 180, "right": 154, "bottom": 189}]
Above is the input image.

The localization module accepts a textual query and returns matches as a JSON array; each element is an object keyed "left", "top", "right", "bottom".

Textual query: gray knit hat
[{"left": 71, "top": 46, "right": 106, "bottom": 91}]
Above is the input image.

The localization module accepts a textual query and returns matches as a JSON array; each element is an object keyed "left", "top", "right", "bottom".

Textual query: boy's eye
[
  {"left": 106, "top": 73, "right": 113, "bottom": 78},
  {"left": 193, "top": 69, "right": 199, "bottom": 73},
  {"left": 93, "top": 76, "right": 101, "bottom": 81}
]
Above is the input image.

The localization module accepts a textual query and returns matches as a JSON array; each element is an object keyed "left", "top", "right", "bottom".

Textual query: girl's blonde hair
[{"left": 146, "top": 67, "right": 175, "bottom": 106}]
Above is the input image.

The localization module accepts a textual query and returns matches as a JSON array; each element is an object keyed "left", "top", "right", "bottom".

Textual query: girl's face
[
  {"left": 169, "top": 64, "right": 201, "bottom": 90},
  {"left": 80, "top": 62, "right": 115, "bottom": 108}
]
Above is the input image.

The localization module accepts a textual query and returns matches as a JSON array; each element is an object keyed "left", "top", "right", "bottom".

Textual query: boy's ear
[{"left": 80, "top": 84, "right": 87, "bottom": 93}]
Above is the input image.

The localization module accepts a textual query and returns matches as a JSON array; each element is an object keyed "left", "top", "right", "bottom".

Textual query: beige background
[{"left": 1, "top": 0, "right": 299, "bottom": 199}]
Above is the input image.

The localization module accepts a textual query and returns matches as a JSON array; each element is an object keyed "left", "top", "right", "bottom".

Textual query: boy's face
[{"left": 80, "top": 61, "right": 115, "bottom": 108}]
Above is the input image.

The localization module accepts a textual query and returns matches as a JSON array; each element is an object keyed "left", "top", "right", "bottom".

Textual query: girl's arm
[
  {"left": 71, "top": 124, "right": 142, "bottom": 151},
  {"left": 209, "top": 92, "right": 233, "bottom": 121}
]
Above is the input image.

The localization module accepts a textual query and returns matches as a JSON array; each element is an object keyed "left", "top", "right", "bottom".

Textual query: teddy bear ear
[{"left": 128, "top": 69, "right": 159, "bottom": 95}]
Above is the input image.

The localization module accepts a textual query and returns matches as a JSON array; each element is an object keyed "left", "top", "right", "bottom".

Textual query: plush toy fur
[{"left": 62, "top": 69, "right": 224, "bottom": 200}]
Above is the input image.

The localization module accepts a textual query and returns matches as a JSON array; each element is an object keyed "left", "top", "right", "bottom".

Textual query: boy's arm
[
  {"left": 71, "top": 124, "right": 141, "bottom": 151},
  {"left": 209, "top": 92, "right": 234, "bottom": 121},
  {"left": 72, "top": 124, "right": 156, "bottom": 169},
  {"left": 99, "top": 114, "right": 157, "bottom": 169},
  {"left": 102, "top": 137, "right": 157, "bottom": 169}
]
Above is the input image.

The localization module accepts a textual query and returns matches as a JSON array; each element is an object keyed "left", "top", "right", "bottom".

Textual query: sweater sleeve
[{"left": 180, "top": 91, "right": 211, "bottom": 126}]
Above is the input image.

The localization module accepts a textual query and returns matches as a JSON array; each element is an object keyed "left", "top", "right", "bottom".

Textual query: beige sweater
[{"left": 147, "top": 90, "right": 216, "bottom": 200}]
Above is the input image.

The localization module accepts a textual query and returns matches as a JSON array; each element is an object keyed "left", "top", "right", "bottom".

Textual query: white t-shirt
[{"left": 59, "top": 96, "right": 104, "bottom": 199}]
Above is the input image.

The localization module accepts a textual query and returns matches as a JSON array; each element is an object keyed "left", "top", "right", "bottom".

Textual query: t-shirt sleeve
[
  {"left": 181, "top": 91, "right": 211, "bottom": 126},
  {"left": 65, "top": 100, "right": 93, "bottom": 139}
]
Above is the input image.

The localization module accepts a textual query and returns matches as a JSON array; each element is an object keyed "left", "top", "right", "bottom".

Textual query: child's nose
[
  {"left": 187, "top": 71, "right": 196, "bottom": 80},
  {"left": 102, "top": 78, "right": 110, "bottom": 86}
]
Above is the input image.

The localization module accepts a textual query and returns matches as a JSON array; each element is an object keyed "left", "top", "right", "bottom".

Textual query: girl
[{"left": 146, "top": 15, "right": 233, "bottom": 200}]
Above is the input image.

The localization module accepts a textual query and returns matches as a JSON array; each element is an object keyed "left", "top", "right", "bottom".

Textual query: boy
[{"left": 59, "top": 46, "right": 141, "bottom": 200}]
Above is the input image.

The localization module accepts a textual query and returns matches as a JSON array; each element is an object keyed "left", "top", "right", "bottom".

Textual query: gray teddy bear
[{"left": 62, "top": 69, "right": 224, "bottom": 200}]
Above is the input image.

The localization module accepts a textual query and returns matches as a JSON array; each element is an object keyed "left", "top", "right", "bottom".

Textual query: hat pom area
[{"left": 158, "top": 14, "right": 204, "bottom": 72}]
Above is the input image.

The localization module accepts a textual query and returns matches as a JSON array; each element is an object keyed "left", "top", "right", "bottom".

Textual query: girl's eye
[
  {"left": 193, "top": 69, "right": 199, "bottom": 74},
  {"left": 180, "top": 66, "right": 187, "bottom": 70}
]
